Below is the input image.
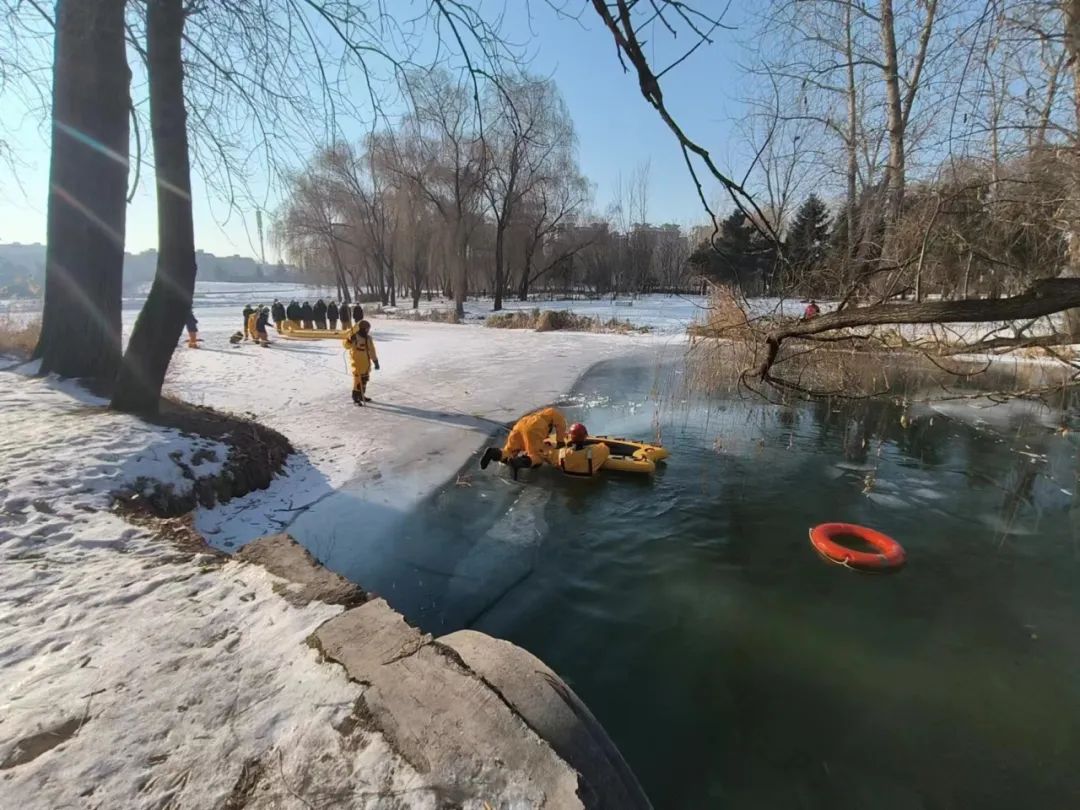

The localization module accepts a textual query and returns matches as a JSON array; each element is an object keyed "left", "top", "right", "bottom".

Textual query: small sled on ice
[{"left": 278, "top": 321, "right": 348, "bottom": 341}]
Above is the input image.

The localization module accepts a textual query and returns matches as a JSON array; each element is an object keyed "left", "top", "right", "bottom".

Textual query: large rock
[
  {"left": 237, "top": 533, "right": 365, "bottom": 607},
  {"left": 440, "top": 630, "right": 652, "bottom": 810},
  {"left": 314, "top": 599, "right": 584, "bottom": 808}
]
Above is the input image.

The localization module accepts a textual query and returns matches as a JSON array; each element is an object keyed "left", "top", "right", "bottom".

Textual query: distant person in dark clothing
[
  {"left": 351, "top": 303, "right": 364, "bottom": 323},
  {"left": 242, "top": 304, "right": 255, "bottom": 339},
  {"left": 313, "top": 299, "right": 328, "bottom": 329},
  {"left": 327, "top": 301, "right": 339, "bottom": 330},
  {"left": 339, "top": 302, "right": 352, "bottom": 329},
  {"left": 184, "top": 311, "right": 199, "bottom": 348},
  {"left": 286, "top": 300, "right": 301, "bottom": 327},
  {"left": 271, "top": 300, "right": 286, "bottom": 328},
  {"left": 300, "top": 301, "right": 314, "bottom": 330}
]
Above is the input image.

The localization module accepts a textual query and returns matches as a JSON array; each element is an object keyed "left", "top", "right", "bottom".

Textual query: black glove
[{"left": 374, "top": 361, "right": 380, "bottom": 370}]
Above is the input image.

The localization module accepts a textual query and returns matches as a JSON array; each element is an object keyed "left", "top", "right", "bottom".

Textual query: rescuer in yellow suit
[
  {"left": 480, "top": 407, "right": 567, "bottom": 477},
  {"left": 343, "top": 320, "right": 379, "bottom": 405},
  {"left": 555, "top": 422, "right": 610, "bottom": 476},
  {"left": 246, "top": 310, "right": 260, "bottom": 343}
]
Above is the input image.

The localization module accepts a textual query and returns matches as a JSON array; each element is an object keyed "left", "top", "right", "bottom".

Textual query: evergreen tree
[
  {"left": 688, "top": 210, "right": 777, "bottom": 294},
  {"left": 784, "top": 195, "right": 831, "bottom": 292}
]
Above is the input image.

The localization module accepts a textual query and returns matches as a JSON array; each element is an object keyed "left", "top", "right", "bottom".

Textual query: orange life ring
[{"left": 809, "top": 523, "right": 906, "bottom": 572}]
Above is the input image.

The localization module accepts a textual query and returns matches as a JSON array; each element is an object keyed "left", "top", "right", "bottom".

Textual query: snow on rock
[{"left": 0, "top": 372, "right": 429, "bottom": 807}]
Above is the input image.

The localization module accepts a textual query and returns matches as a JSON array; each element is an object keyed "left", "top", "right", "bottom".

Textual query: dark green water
[{"left": 339, "top": 355, "right": 1080, "bottom": 809}]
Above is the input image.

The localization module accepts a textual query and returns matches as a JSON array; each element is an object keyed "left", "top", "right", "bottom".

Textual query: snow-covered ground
[{"left": 0, "top": 372, "right": 427, "bottom": 807}]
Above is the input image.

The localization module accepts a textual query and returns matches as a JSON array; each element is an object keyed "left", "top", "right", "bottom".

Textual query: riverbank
[{"left": 0, "top": 316, "right": 672, "bottom": 807}]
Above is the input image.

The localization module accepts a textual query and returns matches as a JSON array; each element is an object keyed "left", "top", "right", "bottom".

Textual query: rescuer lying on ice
[
  {"left": 343, "top": 319, "right": 379, "bottom": 405},
  {"left": 479, "top": 408, "right": 607, "bottom": 479}
]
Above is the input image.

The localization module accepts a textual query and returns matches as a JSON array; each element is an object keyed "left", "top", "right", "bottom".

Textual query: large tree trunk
[
  {"left": 35, "top": 0, "right": 130, "bottom": 385},
  {"left": 1062, "top": 0, "right": 1080, "bottom": 338},
  {"left": 844, "top": 0, "right": 858, "bottom": 270},
  {"left": 518, "top": 252, "right": 532, "bottom": 302},
  {"left": 111, "top": 0, "right": 192, "bottom": 414},
  {"left": 494, "top": 226, "right": 505, "bottom": 313},
  {"left": 880, "top": 0, "right": 905, "bottom": 237},
  {"left": 453, "top": 219, "right": 468, "bottom": 317}
]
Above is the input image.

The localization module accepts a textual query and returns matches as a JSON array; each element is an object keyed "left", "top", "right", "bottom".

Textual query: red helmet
[{"left": 568, "top": 423, "right": 588, "bottom": 443}]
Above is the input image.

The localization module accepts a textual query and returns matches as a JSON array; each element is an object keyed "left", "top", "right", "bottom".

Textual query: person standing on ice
[
  {"left": 253, "top": 307, "right": 272, "bottom": 346},
  {"left": 242, "top": 303, "right": 255, "bottom": 339},
  {"left": 271, "top": 299, "right": 286, "bottom": 329},
  {"left": 480, "top": 407, "right": 568, "bottom": 477},
  {"left": 342, "top": 319, "right": 379, "bottom": 405},
  {"left": 351, "top": 302, "right": 364, "bottom": 324},
  {"left": 246, "top": 307, "right": 260, "bottom": 343},
  {"left": 300, "top": 301, "right": 314, "bottom": 329},
  {"left": 339, "top": 301, "right": 353, "bottom": 330},
  {"left": 184, "top": 310, "right": 199, "bottom": 348},
  {"left": 286, "top": 300, "right": 301, "bottom": 328},
  {"left": 313, "top": 299, "right": 328, "bottom": 329},
  {"left": 327, "top": 300, "right": 339, "bottom": 330}
]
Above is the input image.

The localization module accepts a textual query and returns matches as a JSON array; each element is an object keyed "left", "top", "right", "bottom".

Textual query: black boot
[
  {"left": 352, "top": 389, "right": 364, "bottom": 406},
  {"left": 507, "top": 455, "right": 534, "bottom": 480},
  {"left": 479, "top": 447, "right": 502, "bottom": 470}
]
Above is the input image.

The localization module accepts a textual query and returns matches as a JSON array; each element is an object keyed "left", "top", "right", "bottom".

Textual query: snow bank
[{"left": 0, "top": 372, "right": 428, "bottom": 807}]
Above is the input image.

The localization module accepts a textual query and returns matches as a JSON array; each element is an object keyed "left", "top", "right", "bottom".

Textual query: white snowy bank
[{"left": 0, "top": 372, "right": 421, "bottom": 806}]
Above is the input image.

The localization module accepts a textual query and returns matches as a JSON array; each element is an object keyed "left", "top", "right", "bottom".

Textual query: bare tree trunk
[
  {"left": 880, "top": 0, "right": 905, "bottom": 234},
  {"left": 756, "top": 278, "right": 1080, "bottom": 380},
  {"left": 1062, "top": 0, "right": 1080, "bottom": 338},
  {"left": 35, "top": 0, "right": 129, "bottom": 386},
  {"left": 844, "top": 0, "right": 858, "bottom": 269},
  {"left": 112, "top": 0, "right": 192, "bottom": 414},
  {"left": 453, "top": 219, "right": 468, "bottom": 317},
  {"left": 493, "top": 227, "right": 506, "bottom": 310},
  {"left": 518, "top": 250, "right": 533, "bottom": 301}
]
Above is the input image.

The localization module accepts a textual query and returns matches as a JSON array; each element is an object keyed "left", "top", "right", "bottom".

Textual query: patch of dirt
[
  {"left": 114, "top": 397, "right": 293, "bottom": 520},
  {"left": 0, "top": 717, "right": 84, "bottom": 770},
  {"left": 221, "top": 756, "right": 266, "bottom": 809}
]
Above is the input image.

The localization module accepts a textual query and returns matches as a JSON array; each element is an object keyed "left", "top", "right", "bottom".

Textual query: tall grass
[
  {"left": 485, "top": 308, "right": 648, "bottom": 334},
  {"left": 0, "top": 315, "right": 40, "bottom": 360}
]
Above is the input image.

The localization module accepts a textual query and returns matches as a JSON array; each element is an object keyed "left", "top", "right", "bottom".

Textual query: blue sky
[{"left": 0, "top": 1, "right": 750, "bottom": 259}]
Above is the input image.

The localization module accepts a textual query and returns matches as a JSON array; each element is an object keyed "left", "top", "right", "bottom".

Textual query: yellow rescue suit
[
  {"left": 246, "top": 312, "right": 259, "bottom": 341},
  {"left": 342, "top": 326, "right": 378, "bottom": 393},
  {"left": 556, "top": 442, "right": 611, "bottom": 477},
  {"left": 501, "top": 407, "right": 568, "bottom": 466}
]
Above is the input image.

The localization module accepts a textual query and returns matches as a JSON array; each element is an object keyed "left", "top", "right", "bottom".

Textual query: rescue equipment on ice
[
  {"left": 544, "top": 435, "right": 669, "bottom": 475},
  {"left": 808, "top": 522, "right": 906, "bottom": 572},
  {"left": 278, "top": 320, "right": 348, "bottom": 340}
]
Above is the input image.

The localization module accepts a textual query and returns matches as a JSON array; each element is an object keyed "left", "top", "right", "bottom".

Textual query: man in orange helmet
[{"left": 480, "top": 406, "right": 568, "bottom": 477}]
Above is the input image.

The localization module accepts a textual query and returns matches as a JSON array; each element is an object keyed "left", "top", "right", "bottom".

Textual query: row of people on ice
[{"left": 250, "top": 300, "right": 365, "bottom": 332}]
